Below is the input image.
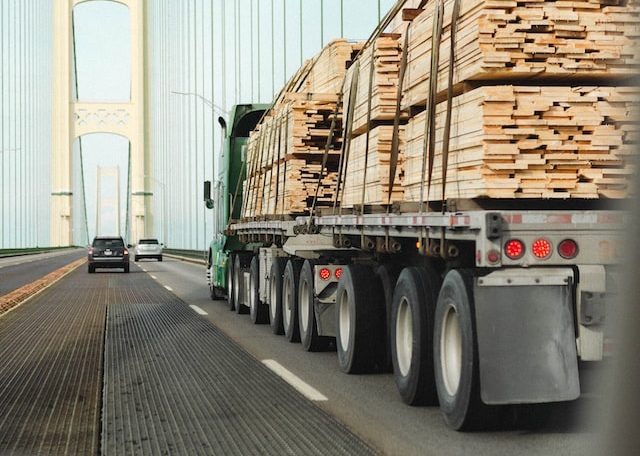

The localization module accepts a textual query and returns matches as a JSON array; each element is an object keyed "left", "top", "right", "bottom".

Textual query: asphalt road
[
  {"left": 135, "top": 257, "right": 605, "bottom": 456},
  {"left": 0, "top": 248, "right": 86, "bottom": 296}
]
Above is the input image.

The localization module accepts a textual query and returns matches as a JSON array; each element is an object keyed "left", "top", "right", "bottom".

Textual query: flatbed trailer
[{"left": 221, "top": 205, "right": 623, "bottom": 430}]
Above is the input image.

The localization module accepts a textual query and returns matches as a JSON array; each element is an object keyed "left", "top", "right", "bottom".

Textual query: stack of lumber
[
  {"left": 342, "top": 126, "right": 406, "bottom": 207},
  {"left": 402, "top": 0, "right": 640, "bottom": 110},
  {"left": 339, "top": 35, "right": 408, "bottom": 209},
  {"left": 343, "top": 34, "right": 406, "bottom": 136},
  {"left": 302, "top": 39, "right": 362, "bottom": 93},
  {"left": 242, "top": 40, "right": 361, "bottom": 219},
  {"left": 403, "top": 85, "right": 638, "bottom": 200}
]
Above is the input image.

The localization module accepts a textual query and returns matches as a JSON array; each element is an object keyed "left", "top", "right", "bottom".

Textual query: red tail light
[
  {"left": 335, "top": 267, "right": 343, "bottom": 280},
  {"left": 486, "top": 249, "right": 500, "bottom": 264},
  {"left": 504, "top": 239, "right": 525, "bottom": 260},
  {"left": 531, "top": 239, "right": 551, "bottom": 259},
  {"left": 558, "top": 239, "right": 578, "bottom": 259},
  {"left": 319, "top": 268, "right": 331, "bottom": 281}
]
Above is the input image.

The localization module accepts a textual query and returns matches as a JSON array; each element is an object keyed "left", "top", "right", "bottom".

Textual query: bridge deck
[{"left": 0, "top": 265, "right": 375, "bottom": 455}]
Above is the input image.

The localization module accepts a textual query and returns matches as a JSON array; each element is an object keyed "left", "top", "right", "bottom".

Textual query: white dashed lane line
[
  {"left": 164, "top": 285, "right": 173, "bottom": 291},
  {"left": 262, "top": 359, "right": 328, "bottom": 402},
  {"left": 150, "top": 275, "right": 157, "bottom": 279},
  {"left": 189, "top": 305, "right": 208, "bottom": 315}
]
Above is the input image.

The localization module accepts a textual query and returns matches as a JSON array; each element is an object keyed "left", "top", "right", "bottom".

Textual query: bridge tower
[{"left": 51, "top": 0, "right": 151, "bottom": 246}]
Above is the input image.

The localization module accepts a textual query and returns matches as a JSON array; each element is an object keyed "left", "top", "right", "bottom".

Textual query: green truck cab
[{"left": 205, "top": 104, "right": 269, "bottom": 300}]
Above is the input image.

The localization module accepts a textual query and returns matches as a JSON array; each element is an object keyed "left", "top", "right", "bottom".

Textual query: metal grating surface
[
  {"left": 103, "top": 274, "right": 376, "bottom": 456},
  {"left": 0, "top": 269, "right": 107, "bottom": 456}
]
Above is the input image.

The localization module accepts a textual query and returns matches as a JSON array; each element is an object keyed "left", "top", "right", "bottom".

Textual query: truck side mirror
[{"left": 204, "top": 180, "right": 214, "bottom": 209}]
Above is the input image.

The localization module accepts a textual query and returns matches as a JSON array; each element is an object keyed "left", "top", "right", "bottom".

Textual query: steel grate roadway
[{"left": 103, "top": 272, "right": 376, "bottom": 455}]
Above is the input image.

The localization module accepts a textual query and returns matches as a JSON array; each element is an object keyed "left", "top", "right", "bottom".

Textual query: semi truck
[{"left": 204, "top": 101, "right": 623, "bottom": 430}]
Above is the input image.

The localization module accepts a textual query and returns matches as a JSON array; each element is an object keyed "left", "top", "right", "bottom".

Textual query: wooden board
[
  {"left": 402, "top": 0, "right": 640, "bottom": 109},
  {"left": 343, "top": 35, "right": 408, "bottom": 136},
  {"left": 403, "top": 85, "right": 638, "bottom": 201},
  {"left": 342, "top": 126, "right": 406, "bottom": 207}
]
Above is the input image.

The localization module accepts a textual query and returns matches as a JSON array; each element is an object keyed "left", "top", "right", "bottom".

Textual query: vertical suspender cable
[
  {"left": 340, "top": 0, "right": 344, "bottom": 37},
  {"left": 221, "top": 0, "right": 226, "bottom": 111},
  {"left": 257, "top": 0, "right": 261, "bottom": 102},
  {"left": 283, "top": 0, "right": 287, "bottom": 85},
  {"left": 299, "top": 0, "right": 303, "bottom": 65},
  {"left": 320, "top": 0, "right": 324, "bottom": 46},
  {"left": 201, "top": 0, "right": 206, "bottom": 249},
  {"left": 0, "top": 0, "right": 4, "bottom": 246},
  {"left": 250, "top": 0, "right": 255, "bottom": 101},
  {"left": 212, "top": 0, "right": 216, "bottom": 192},
  {"left": 73, "top": 6, "right": 89, "bottom": 244},
  {"left": 235, "top": 0, "right": 239, "bottom": 103},
  {"left": 271, "top": 0, "right": 275, "bottom": 97}
]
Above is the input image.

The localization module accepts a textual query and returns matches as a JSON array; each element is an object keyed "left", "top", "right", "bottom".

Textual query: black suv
[{"left": 88, "top": 236, "right": 130, "bottom": 273}]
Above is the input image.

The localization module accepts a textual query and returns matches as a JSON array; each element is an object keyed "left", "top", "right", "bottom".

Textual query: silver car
[{"left": 134, "top": 238, "right": 163, "bottom": 262}]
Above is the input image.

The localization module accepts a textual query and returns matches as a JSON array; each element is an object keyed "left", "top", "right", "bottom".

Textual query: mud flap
[{"left": 474, "top": 268, "right": 580, "bottom": 404}]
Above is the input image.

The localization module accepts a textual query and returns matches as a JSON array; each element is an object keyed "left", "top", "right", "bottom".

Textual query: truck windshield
[{"left": 139, "top": 239, "right": 159, "bottom": 244}]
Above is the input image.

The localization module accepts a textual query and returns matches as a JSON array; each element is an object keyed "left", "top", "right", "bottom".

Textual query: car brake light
[
  {"left": 504, "top": 239, "right": 525, "bottom": 260},
  {"left": 335, "top": 267, "right": 343, "bottom": 280},
  {"left": 558, "top": 239, "right": 578, "bottom": 259},
  {"left": 319, "top": 268, "right": 331, "bottom": 281},
  {"left": 531, "top": 239, "right": 551, "bottom": 259}
]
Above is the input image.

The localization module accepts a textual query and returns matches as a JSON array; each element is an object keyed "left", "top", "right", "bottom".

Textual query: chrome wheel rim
[
  {"left": 283, "top": 274, "right": 292, "bottom": 330},
  {"left": 440, "top": 303, "right": 462, "bottom": 396},
  {"left": 338, "top": 290, "right": 350, "bottom": 351},
  {"left": 249, "top": 272, "right": 256, "bottom": 315},
  {"left": 234, "top": 264, "right": 241, "bottom": 307},
  {"left": 270, "top": 278, "right": 277, "bottom": 320},
  {"left": 300, "top": 278, "right": 309, "bottom": 333},
  {"left": 396, "top": 297, "right": 413, "bottom": 377}
]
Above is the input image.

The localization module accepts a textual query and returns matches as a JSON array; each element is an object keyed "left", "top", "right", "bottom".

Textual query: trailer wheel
[
  {"left": 269, "top": 258, "right": 288, "bottom": 335},
  {"left": 376, "top": 263, "right": 402, "bottom": 373},
  {"left": 391, "top": 267, "right": 440, "bottom": 406},
  {"left": 299, "top": 260, "right": 331, "bottom": 352},
  {"left": 336, "top": 264, "right": 385, "bottom": 374},
  {"left": 227, "top": 254, "right": 236, "bottom": 311},
  {"left": 234, "top": 254, "right": 250, "bottom": 315},
  {"left": 249, "top": 256, "right": 269, "bottom": 324},
  {"left": 434, "top": 269, "right": 492, "bottom": 431},
  {"left": 282, "top": 259, "right": 303, "bottom": 343}
]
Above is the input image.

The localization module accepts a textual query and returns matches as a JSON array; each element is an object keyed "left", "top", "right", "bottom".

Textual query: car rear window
[
  {"left": 139, "top": 239, "right": 159, "bottom": 244},
  {"left": 93, "top": 238, "right": 124, "bottom": 248}
]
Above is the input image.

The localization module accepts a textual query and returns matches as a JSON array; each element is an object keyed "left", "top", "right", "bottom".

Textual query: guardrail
[
  {"left": 0, "top": 246, "right": 80, "bottom": 258},
  {"left": 163, "top": 248, "right": 207, "bottom": 264}
]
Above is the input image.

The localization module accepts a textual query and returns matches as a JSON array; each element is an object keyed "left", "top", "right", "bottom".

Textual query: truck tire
[
  {"left": 234, "top": 254, "right": 250, "bottom": 315},
  {"left": 299, "top": 260, "right": 331, "bottom": 352},
  {"left": 434, "top": 269, "right": 494, "bottom": 431},
  {"left": 282, "top": 258, "right": 303, "bottom": 343},
  {"left": 88, "top": 264, "right": 95, "bottom": 274},
  {"left": 227, "top": 254, "right": 236, "bottom": 311},
  {"left": 269, "top": 257, "right": 287, "bottom": 335},
  {"left": 376, "top": 263, "right": 402, "bottom": 373},
  {"left": 391, "top": 266, "right": 440, "bottom": 406},
  {"left": 124, "top": 264, "right": 130, "bottom": 273},
  {"left": 336, "top": 264, "right": 385, "bottom": 374},
  {"left": 249, "top": 256, "right": 269, "bottom": 324}
]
